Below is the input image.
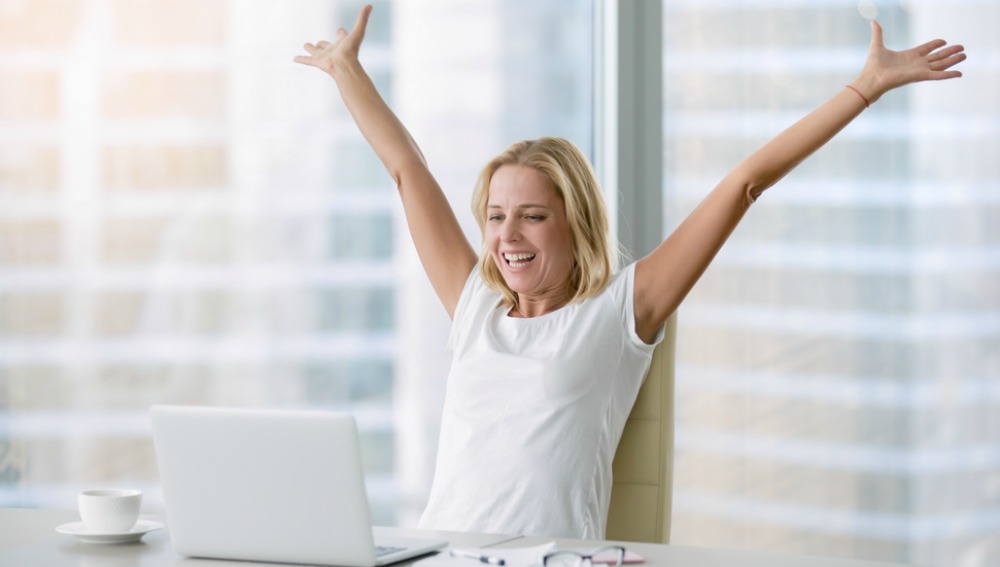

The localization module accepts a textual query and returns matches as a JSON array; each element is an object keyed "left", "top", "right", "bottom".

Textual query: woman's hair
[{"left": 471, "top": 137, "right": 617, "bottom": 309}]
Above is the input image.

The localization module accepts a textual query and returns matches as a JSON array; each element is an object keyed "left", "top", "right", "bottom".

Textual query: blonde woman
[{"left": 295, "top": 5, "right": 965, "bottom": 538}]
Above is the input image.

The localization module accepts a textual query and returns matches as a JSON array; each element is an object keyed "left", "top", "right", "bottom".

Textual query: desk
[
  {"left": 492, "top": 537, "right": 920, "bottom": 567},
  {"left": 0, "top": 508, "right": 517, "bottom": 567},
  {"left": 0, "top": 508, "right": 921, "bottom": 567}
]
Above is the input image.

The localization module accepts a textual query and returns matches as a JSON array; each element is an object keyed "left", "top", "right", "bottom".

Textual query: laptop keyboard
[{"left": 376, "top": 545, "right": 407, "bottom": 557}]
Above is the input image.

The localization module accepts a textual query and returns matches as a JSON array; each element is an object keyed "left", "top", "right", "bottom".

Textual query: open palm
[
  {"left": 862, "top": 20, "right": 965, "bottom": 97},
  {"left": 294, "top": 4, "right": 373, "bottom": 76}
]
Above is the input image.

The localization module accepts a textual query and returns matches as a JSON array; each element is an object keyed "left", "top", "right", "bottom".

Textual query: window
[
  {"left": 0, "top": 0, "right": 593, "bottom": 525},
  {"left": 664, "top": 2, "right": 1000, "bottom": 565}
]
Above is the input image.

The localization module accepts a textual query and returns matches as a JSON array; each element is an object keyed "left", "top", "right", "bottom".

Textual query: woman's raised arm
[
  {"left": 633, "top": 21, "right": 966, "bottom": 344},
  {"left": 295, "top": 5, "right": 477, "bottom": 318}
]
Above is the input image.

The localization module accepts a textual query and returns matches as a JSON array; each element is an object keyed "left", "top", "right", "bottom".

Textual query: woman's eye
[
  {"left": 525, "top": 215, "right": 544, "bottom": 221},
  {"left": 488, "top": 215, "right": 503, "bottom": 222}
]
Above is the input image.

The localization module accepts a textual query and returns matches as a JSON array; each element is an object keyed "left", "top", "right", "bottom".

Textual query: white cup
[{"left": 78, "top": 489, "right": 142, "bottom": 533}]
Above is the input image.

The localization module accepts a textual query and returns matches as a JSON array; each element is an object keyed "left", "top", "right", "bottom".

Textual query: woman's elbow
[
  {"left": 389, "top": 159, "right": 427, "bottom": 194},
  {"left": 724, "top": 166, "right": 769, "bottom": 207},
  {"left": 744, "top": 181, "right": 766, "bottom": 205}
]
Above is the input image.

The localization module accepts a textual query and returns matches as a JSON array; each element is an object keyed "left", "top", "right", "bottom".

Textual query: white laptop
[{"left": 150, "top": 405, "right": 447, "bottom": 566}]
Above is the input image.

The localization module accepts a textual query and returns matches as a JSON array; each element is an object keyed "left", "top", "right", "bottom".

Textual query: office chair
[{"left": 606, "top": 314, "right": 676, "bottom": 543}]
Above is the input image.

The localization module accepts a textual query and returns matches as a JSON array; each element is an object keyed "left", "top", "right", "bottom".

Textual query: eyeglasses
[{"left": 541, "top": 546, "right": 625, "bottom": 567}]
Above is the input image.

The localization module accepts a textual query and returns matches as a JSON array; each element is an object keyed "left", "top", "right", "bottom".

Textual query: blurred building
[
  {"left": 0, "top": 0, "right": 592, "bottom": 527},
  {"left": 0, "top": 0, "right": 399, "bottom": 519},
  {"left": 1, "top": 1, "right": 996, "bottom": 566},
  {"left": 663, "top": 2, "right": 1000, "bottom": 566}
]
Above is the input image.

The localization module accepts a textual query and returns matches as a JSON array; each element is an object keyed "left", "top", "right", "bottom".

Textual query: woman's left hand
[
  {"left": 294, "top": 4, "right": 373, "bottom": 78},
  {"left": 852, "top": 20, "right": 965, "bottom": 104}
]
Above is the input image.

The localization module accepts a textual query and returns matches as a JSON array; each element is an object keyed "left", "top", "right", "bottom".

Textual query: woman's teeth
[{"left": 504, "top": 252, "right": 535, "bottom": 268}]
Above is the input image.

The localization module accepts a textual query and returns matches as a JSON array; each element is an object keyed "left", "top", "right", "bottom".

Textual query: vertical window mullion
[{"left": 595, "top": 0, "right": 663, "bottom": 260}]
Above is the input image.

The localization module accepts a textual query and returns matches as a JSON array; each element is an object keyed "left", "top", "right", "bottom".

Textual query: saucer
[{"left": 56, "top": 519, "right": 163, "bottom": 544}]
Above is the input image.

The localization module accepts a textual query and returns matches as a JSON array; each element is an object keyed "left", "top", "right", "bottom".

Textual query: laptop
[{"left": 150, "top": 405, "right": 448, "bottom": 566}]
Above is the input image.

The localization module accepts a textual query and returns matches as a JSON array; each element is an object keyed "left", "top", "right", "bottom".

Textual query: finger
[
  {"left": 302, "top": 42, "right": 321, "bottom": 54},
  {"left": 336, "top": 27, "right": 348, "bottom": 39},
  {"left": 928, "top": 44, "right": 964, "bottom": 63},
  {"left": 353, "top": 4, "right": 373, "bottom": 39},
  {"left": 870, "top": 20, "right": 884, "bottom": 50},
  {"left": 929, "top": 70, "right": 963, "bottom": 81},
  {"left": 293, "top": 55, "right": 312, "bottom": 65},
  {"left": 916, "top": 38, "right": 947, "bottom": 57},
  {"left": 317, "top": 40, "right": 335, "bottom": 50},
  {"left": 931, "top": 52, "right": 967, "bottom": 72}
]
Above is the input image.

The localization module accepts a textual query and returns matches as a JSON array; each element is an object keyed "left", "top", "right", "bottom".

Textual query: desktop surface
[
  {"left": 0, "top": 508, "right": 516, "bottom": 567},
  {"left": 492, "top": 536, "right": 924, "bottom": 567},
  {"left": 1, "top": 508, "right": 926, "bottom": 567}
]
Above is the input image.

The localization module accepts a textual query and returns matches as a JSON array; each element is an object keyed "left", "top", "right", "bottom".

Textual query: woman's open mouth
[{"left": 503, "top": 252, "right": 536, "bottom": 269}]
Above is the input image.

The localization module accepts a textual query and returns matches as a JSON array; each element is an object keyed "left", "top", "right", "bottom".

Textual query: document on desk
[{"left": 415, "top": 542, "right": 556, "bottom": 567}]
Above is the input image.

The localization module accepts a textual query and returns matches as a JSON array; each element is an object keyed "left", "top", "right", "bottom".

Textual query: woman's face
[{"left": 485, "top": 164, "right": 574, "bottom": 303}]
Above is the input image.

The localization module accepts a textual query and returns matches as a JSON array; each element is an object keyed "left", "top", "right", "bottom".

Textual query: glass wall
[
  {"left": 0, "top": 0, "right": 593, "bottom": 525},
  {"left": 11, "top": 2, "right": 996, "bottom": 564},
  {"left": 663, "top": 1, "right": 1000, "bottom": 566}
]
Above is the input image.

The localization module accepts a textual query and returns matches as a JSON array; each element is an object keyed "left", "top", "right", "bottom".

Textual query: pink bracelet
[{"left": 845, "top": 85, "right": 870, "bottom": 108}]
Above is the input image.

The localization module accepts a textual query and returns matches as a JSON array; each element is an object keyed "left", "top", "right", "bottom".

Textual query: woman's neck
[{"left": 509, "top": 292, "right": 569, "bottom": 318}]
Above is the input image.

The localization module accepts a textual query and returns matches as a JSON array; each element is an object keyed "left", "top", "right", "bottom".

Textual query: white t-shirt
[{"left": 417, "top": 263, "right": 661, "bottom": 538}]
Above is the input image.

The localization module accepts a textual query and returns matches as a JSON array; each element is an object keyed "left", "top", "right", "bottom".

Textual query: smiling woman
[
  {"left": 484, "top": 164, "right": 576, "bottom": 318},
  {"left": 295, "top": 1, "right": 964, "bottom": 539},
  {"left": 473, "top": 138, "right": 613, "bottom": 319}
]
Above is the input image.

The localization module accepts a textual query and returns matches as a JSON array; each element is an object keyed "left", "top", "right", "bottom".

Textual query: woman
[{"left": 295, "top": 6, "right": 965, "bottom": 538}]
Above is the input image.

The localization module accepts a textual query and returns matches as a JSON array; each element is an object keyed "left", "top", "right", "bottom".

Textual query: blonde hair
[{"left": 472, "top": 137, "right": 616, "bottom": 309}]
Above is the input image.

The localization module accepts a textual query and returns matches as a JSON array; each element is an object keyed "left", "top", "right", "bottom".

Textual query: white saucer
[{"left": 56, "top": 519, "right": 163, "bottom": 544}]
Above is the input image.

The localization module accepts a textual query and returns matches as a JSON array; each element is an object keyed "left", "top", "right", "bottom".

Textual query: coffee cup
[{"left": 78, "top": 489, "right": 142, "bottom": 533}]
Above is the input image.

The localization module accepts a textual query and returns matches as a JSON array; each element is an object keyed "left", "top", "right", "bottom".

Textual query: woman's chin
[{"left": 501, "top": 273, "right": 535, "bottom": 295}]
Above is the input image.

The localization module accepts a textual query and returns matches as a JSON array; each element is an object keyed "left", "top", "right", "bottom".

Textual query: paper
[{"left": 414, "top": 542, "right": 556, "bottom": 567}]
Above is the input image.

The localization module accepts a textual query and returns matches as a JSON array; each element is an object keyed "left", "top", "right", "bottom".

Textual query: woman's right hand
[
  {"left": 294, "top": 4, "right": 373, "bottom": 77},
  {"left": 850, "top": 20, "right": 965, "bottom": 104},
  {"left": 291, "top": 2, "right": 477, "bottom": 317}
]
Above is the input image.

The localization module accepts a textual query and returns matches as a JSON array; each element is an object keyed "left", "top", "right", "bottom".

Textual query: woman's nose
[{"left": 500, "top": 219, "right": 520, "bottom": 242}]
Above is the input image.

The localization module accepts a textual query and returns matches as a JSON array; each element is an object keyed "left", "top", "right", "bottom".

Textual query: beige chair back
[{"left": 606, "top": 314, "right": 676, "bottom": 543}]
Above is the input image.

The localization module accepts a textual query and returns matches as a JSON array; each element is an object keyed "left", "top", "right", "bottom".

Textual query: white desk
[
  {"left": 493, "top": 537, "right": 921, "bottom": 567},
  {"left": 0, "top": 508, "right": 518, "bottom": 566},
  {"left": 0, "top": 508, "right": 922, "bottom": 567}
]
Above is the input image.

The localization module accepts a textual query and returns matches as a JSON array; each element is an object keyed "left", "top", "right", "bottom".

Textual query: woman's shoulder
[
  {"left": 454, "top": 268, "right": 503, "bottom": 319},
  {"left": 564, "top": 262, "right": 636, "bottom": 322},
  {"left": 586, "top": 262, "right": 650, "bottom": 345},
  {"left": 597, "top": 262, "right": 636, "bottom": 302}
]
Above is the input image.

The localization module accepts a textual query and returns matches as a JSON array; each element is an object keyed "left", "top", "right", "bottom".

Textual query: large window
[
  {"left": 0, "top": 0, "right": 593, "bottom": 525},
  {"left": 664, "top": 2, "right": 1000, "bottom": 566},
  {"left": 6, "top": 2, "right": 996, "bottom": 565}
]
